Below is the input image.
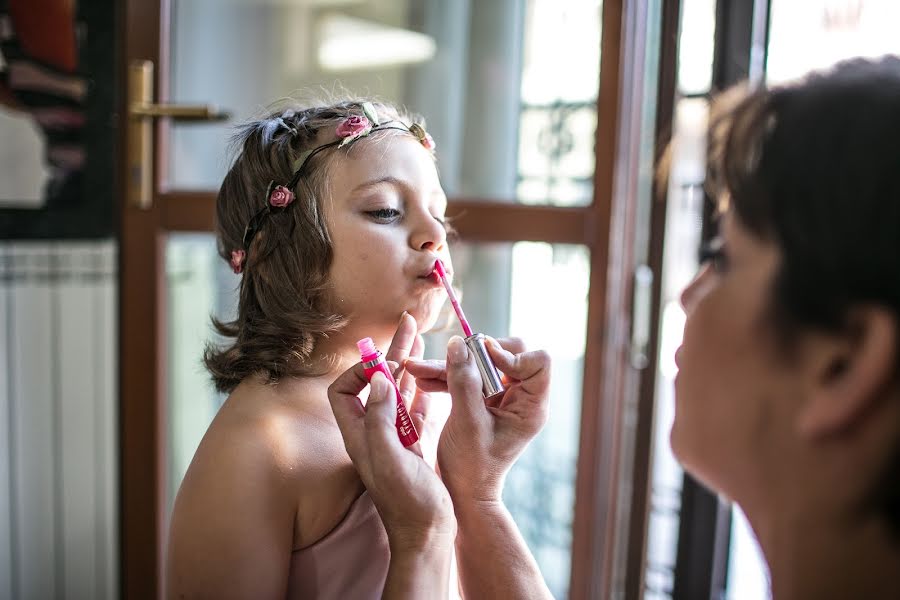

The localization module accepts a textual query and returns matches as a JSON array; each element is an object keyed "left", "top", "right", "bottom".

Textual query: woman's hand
[
  {"left": 405, "top": 336, "right": 551, "bottom": 502},
  {"left": 387, "top": 313, "right": 446, "bottom": 468},
  {"left": 327, "top": 356, "right": 456, "bottom": 553}
]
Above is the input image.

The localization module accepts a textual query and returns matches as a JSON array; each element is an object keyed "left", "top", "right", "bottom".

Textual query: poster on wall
[{"left": 0, "top": 0, "right": 115, "bottom": 239}]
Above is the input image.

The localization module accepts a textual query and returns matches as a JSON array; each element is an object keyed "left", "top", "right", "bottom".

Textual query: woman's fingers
[
  {"left": 397, "top": 334, "right": 424, "bottom": 409},
  {"left": 385, "top": 311, "right": 417, "bottom": 367},
  {"left": 326, "top": 362, "right": 370, "bottom": 464},
  {"left": 362, "top": 372, "right": 406, "bottom": 458},
  {"left": 327, "top": 361, "right": 369, "bottom": 417},
  {"left": 486, "top": 339, "right": 550, "bottom": 390},
  {"left": 405, "top": 358, "right": 447, "bottom": 381},
  {"left": 411, "top": 378, "right": 449, "bottom": 393},
  {"left": 445, "top": 336, "right": 488, "bottom": 425},
  {"left": 491, "top": 336, "right": 527, "bottom": 355},
  {"left": 405, "top": 358, "right": 449, "bottom": 393}
]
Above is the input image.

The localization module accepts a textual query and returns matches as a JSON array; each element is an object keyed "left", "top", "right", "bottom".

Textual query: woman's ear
[{"left": 797, "top": 306, "right": 897, "bottom": 439}]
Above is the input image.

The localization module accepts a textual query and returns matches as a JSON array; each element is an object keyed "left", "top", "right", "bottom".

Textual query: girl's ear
[{"left": 797, "top": 306, "right": 897, "bottom": 439}]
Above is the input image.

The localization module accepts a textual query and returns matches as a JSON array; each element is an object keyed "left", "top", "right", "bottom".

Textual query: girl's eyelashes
[
  {"left": 366, "top": 207, "right": 402, "bottom": 222},
  {"left": 438, "top": 216, "right": 460, "bottom": 241},
  {"left": 698, "top": 237, "right": 729, "bottom": 273},
  {"left": 364, "top": 208, "right": 457, "bottom": 241}
]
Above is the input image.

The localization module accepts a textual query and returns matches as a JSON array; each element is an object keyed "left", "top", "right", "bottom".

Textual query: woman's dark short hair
[{"left": 709, "top": 55, "right": 900, "bottom": 336}]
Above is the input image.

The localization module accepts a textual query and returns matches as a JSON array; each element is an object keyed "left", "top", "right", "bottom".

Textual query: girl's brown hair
[{"left": 204, "top": 99, "right": 424, "bottom": 393}]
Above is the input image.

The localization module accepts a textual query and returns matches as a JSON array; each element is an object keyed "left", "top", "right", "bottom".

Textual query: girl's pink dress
[
  {"left": 287, "top": 490, "right": 461, "bottom": 598},
  {"left": 287, "top": 491, "right": 389, "bottom": 598}
]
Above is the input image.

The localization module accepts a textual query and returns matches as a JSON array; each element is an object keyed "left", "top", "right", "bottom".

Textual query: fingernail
[
  {"left": 447, "top": 336, "right": 468, "bottom": 364},
  {"left": 398, "top": 310, "right": 409, "bottom": 325},
  {"left": 370, "top": 371, "right": 390, "bottom": 397}
]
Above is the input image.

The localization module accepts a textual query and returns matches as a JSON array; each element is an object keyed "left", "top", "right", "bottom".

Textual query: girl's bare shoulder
[
  {"left": 174, "top": 376, "right": 363, "bottom": 547},
  {"left": 190, "top": 377, "right": 353, "bottom": 478}
]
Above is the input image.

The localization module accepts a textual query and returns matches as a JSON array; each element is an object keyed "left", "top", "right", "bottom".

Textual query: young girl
[{"left": 164, "top": 99, "right": 456, "bottom": 598}]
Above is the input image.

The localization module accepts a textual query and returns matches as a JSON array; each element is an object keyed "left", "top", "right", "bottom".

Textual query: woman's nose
[{"left": 680, "top": 267, "right": 706, "bottom": 314}]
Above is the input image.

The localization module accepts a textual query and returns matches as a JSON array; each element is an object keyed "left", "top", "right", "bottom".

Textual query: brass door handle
[
  {"left": 130, "top": 103, "right": 228, "bottom": 120},
  {"left": 127, "top": 60, "right": 230, "bottom": 209}
]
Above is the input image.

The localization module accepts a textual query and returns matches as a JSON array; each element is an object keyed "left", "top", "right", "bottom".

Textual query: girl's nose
[{"left": 411, "top": 213, "right": 447, "bottom": 252}]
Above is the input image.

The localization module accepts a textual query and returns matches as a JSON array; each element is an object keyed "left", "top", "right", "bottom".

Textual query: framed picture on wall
[{"left": 0, "top": 0, "right": 116, "bottom": 239}]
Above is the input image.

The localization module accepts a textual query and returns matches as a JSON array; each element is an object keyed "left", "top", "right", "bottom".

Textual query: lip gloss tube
[
  {"left": 464, "top": 333, "right": 505, "bottom": 398},
  {"left": 433, "top": 259, "right": 506, "bottom": 399},
  {"left": 357, "top": 337, "right": 419, "bottom": 447}
]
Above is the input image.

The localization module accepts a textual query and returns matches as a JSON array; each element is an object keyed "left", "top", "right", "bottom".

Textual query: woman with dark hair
[
  {"left": 329, "top": 56, "right": 900, "bottom": 598},
  {"left": 671, "top": 55, "right": 900, "bottom": 598}
]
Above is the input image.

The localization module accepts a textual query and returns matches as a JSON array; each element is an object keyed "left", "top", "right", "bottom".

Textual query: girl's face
[
  {"left": 323, "top": 134, "right": 451, "bottom": 344},
  {"left": 672, "top": 212, "right": 799, "bottom": 497}
]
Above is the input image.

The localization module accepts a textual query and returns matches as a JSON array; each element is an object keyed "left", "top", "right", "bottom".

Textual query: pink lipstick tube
[{"left": 357, "top": 337, "right": 419, "bottom": 447}]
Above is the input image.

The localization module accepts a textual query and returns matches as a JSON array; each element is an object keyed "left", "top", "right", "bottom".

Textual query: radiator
[{"left": 0, "top": 241, "right": 118, "bottom": 599}]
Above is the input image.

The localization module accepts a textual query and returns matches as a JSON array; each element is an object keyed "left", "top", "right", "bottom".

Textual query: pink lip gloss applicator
[
  {"left": 357, "top": 337, "right": 419, "bottom": 447},
  {"left": 433, "top": 259, "right": 505, "bottom": 398}
]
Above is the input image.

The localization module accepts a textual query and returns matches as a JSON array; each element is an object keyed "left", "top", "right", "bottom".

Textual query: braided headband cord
[{"left": 240, "top": 122, "right": 419, "bottom": 252}]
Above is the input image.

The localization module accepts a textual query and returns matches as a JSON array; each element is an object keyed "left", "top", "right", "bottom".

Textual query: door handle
[{"left": 127, "top": 60, "right": 230, "bottom": 209}]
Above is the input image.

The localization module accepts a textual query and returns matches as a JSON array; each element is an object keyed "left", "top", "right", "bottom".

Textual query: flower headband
[{"left": 231, "top": 102, "right": 436, "bottom": 274}]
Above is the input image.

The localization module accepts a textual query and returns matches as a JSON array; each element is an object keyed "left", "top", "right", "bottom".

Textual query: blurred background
[{"left": 1, "top": 0, "right": 897, "bottom": 598}]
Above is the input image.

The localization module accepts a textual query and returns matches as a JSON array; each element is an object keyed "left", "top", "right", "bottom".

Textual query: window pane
[
  {"left": 677, "top": 0, "right": 717, "bottom": 96},
  {"left": 725, "top": 506, "right": 769, "bottom": 600},
  {"left": 506, "top": 242, "right": 587, "bottom": 598},
  {"left": 427, "top": 240, "right": 588, "bottom": 598},
  {"left": 517, "top": 0, "right": 602, "bottom": 206},
  {"left": 164, "top": 233, "right": 233, "bottom": 514},
  {"left": 766, "top": 0, "right": 900, "bottom": 85},
  {"left": 166, "top": 0, "right": 602, "bottom": 206},
  {"left": 643, "top": 97, "right": 707, "bottom": 600}
]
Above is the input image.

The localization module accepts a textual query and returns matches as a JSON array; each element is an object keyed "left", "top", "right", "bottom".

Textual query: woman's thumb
[{"left": 445, "top": 336, "right": 485, "bottom": 422}]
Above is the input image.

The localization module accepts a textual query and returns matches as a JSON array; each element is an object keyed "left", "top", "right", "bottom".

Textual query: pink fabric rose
[
  {"left": 408, "top": 123, "right": 436, "bottom": 152},
  {"left": 268, "top": 185, "right": 294, "bottom": 208},
  {"left": 230, "top": 249, "right": 246, "bottom": 274},
  {"left": 336, "top": 115, "right": 371, "bottom": 139}
]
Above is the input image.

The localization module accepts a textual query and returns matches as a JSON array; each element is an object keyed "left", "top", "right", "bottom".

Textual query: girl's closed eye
[
  {"left": 366, "top": 207, "right": 402, "bottom": 222},
  {"left": 698, "top": 237, "right": 729, "bottom": 273},
  {"left": 436, "top": 215, "right": 460, "bottom": 241}
]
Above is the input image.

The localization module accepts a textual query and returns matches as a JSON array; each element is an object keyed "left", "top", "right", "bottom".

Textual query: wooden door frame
[
  {"left": 119, "top": 1, "right": 653, "bottom": 597},
  {"left": 119, "top": 0, "right": 167, "bottom": 597},
  {"left": 621, "top": 0, "right": 682, "bottom": 597}
]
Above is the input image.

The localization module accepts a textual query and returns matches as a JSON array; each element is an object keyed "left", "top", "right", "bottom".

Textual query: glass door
[{"left": 122, "top": 1, "right": 655, "bottom": 598}]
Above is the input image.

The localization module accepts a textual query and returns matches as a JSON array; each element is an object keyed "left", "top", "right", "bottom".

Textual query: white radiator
[{"left": 0, "top": 241, "right": 118, "bottom": 599}]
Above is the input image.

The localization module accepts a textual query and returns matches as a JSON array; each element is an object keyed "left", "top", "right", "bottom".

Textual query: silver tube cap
[{"left": 465, "top": 333, "right": 506, "bottom": 398}]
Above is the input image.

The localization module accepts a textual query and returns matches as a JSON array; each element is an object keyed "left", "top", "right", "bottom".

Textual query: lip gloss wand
[
  {"left": 357, "top": 337, "right": 419, "bottom": 447},
  {"left": 432, "top": 259, "right": 506, "bottom": 398}
]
